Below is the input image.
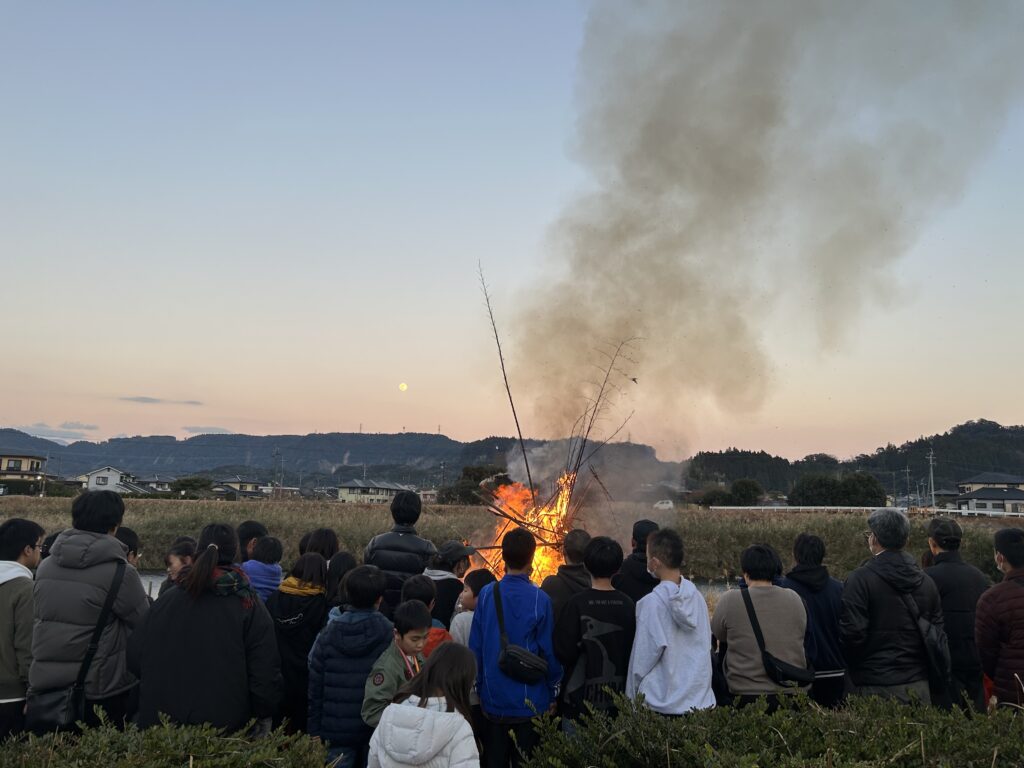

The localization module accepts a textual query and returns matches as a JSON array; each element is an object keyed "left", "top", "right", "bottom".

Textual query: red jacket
[{"left": 975, "top": 566, "right": 1024, "bottom": 706}]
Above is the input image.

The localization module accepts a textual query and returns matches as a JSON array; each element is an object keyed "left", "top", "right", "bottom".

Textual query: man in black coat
[
  {"left": 611, "top": 520, "right": 660, "bottom": 603},
  {"left": 364, "top": 491, "right": 437, "bottom": 617},
  {"left": 780, "top": 533, "right": 845, "bottom": 707},
  {"left": 924, "top": 517, "right": 991, "bottom": 711},
  {"left": 841, "top": 508, "right": 945, "bottom": 705},
  {"left": 541, "top": 529, "right": 592, "bottom": 621}
]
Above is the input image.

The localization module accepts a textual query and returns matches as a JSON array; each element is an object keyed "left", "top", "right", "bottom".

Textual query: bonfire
[{"left": 476, "top": 266, "right": 637, "bottom": 582}]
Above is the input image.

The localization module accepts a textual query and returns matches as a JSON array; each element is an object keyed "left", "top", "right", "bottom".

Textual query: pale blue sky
[{"left": 2, "top": 2, "right": 1023, "bottom": 460}]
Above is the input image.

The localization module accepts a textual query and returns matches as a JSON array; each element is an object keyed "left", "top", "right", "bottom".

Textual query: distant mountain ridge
[
  {"left": 0, "top": 429, "right": 671, "bottom": 488},
  {"left": 3, "top": 418, "right": 1021, "bottom": 494}
]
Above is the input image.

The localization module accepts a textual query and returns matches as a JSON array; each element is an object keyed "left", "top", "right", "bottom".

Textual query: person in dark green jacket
[
  {"left": 0, "top": 518, "right": 44, "bottom": 739},
  {"left": 361, "top": 600, "right": 431, "bottom": 728}
]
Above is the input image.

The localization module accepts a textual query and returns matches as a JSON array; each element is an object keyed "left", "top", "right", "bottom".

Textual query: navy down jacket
[{"left": 307, "top": 607, "right": 393, "bottom": 746}]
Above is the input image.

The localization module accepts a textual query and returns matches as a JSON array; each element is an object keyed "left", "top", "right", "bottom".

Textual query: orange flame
[{"left": 487, "top": 472, "right": 576, "bottom": 583}]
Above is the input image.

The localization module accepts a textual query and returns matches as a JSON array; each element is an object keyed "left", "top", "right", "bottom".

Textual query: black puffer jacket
[
  {"left": 611, "top": 551, "right": 658, "bottom": 604},
  {"left": 127, "top": 573, "right": 281, "bottom": 731},
  {"left": 364, "top": 525, "right": 437, "bottom": 616},
  {"left": 925, "top": 552, "right": 990, "bottom": 681},
  {"left": 840, "top": 550, "right": 944, "bottom": 687}
]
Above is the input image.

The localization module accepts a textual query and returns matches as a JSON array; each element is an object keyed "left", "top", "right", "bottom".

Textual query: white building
[
  {"left": 78, "top": 466, "right": 152, "bottom": 495},
  {"left": 337, "top": 479, "right": 416, "bottom": 504}
]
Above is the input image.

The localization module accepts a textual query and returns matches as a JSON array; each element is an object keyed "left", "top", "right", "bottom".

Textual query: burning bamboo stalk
[{"left": 478, "top": 263, "right": 537, "bottom": 509}]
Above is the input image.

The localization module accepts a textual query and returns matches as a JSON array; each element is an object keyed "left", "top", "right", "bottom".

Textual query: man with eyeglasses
[
  {"left": 840, "top": 508, "right": 945, "bottom": 704},
  {"left": 0, "top": 517, "right": 45, "bottom": 738}
]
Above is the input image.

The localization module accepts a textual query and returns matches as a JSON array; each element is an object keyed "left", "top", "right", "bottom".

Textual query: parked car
[{"left": 652, "top": 499, "right": 674, "bottom": 510}]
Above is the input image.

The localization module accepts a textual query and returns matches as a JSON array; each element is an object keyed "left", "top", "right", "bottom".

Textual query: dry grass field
[{"left": 0, "top": 496, "right": 1012, "bottom": 582}]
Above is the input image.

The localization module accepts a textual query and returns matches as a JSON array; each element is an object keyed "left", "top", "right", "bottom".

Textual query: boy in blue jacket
[
  {"left": 308, "top": 565, "right": 392, "bottom": 768},
  {"left": 469, "top": 527, "right": 562, "bottom": 768}
]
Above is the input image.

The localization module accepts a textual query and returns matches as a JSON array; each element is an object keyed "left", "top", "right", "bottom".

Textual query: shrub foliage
[
  {"left": 0, "top": 720, "right": 325, "bottom": 768},
  {"left": 525, "top": 694, "right": 1024, "bottom": 768}
]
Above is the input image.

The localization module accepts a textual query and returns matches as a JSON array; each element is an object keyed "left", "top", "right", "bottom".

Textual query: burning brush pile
[
  {"left": 474, "top": 268, "right": 637, "bottom": 582},
  {"left": 476, "top": 472, "right": 578, "bottom": 581}
]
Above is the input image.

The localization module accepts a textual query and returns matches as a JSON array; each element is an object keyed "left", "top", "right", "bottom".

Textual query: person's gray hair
[{"left": 867, "top": 508, "right": 910, "bottom": 550}]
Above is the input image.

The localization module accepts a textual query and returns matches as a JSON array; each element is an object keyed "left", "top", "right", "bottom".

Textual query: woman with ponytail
[{"left": 127, "top": 523, "right": 282, "bottom": 731}]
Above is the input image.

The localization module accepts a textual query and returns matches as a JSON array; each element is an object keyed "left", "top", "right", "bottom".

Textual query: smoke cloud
[{"left": 512, "top": 0, "right": 1024, "bottom": 451}]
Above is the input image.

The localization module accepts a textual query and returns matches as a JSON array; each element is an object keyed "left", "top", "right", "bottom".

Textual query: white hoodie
[
  {"left": 626, "top": 578, "right": 715, "bottom": 714},
  {"left": 0, "top": 561, "right": 33, "bottom": 587},
  {"left": 367, "top": 695, "right": 479, "bottom": 768}
]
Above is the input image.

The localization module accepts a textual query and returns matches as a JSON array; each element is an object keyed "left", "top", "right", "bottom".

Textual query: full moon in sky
[{"left": 398, "top": 383, "right": 408, "bottom": 392}]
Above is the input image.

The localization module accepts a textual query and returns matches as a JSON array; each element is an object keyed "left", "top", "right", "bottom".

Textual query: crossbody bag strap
[
  {"left": 740, "top": 587, "right": 769, "bottom": 654},
  {"left": 74, "top": 560, "right": 127, "bottom": 690},
  {"left": 492, "top": 580, "right": 509, "bottom": 650}
]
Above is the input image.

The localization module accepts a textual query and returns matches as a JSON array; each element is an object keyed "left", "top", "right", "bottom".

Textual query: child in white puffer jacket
[{"left": 367, "top": 642, "right": 479, "bottom": 768}]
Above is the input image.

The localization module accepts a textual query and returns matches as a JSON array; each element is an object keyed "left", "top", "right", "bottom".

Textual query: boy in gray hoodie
[
  {"left": 626, "top": 528, "right": 715, "bottom": 714},
  {"left": 0, "top": 518, "right": 44, "bottom": 738}
]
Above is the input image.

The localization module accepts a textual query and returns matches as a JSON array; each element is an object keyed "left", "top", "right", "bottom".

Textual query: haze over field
[{"left": 3, "top": 1, "right": 1024, "bottom": 461}]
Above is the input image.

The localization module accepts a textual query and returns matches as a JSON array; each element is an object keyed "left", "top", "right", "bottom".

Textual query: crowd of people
[{"left": 1, "top": 489, "right": 1024, "bottom": 767}]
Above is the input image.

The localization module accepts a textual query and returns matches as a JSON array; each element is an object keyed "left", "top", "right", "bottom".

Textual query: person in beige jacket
[{"left": 712, "top": 544, "right": 809, "bottom": 709}]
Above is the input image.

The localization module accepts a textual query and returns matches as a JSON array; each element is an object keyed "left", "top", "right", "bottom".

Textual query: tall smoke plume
[{"left": 512, "top": 0, "right": 1024, "bottom": 451}]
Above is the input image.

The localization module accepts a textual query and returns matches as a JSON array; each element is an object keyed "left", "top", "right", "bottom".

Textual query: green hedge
[
  {"left": 0, "top": 721, "right": 325, "bottom": 767},
  {"left": 525, "top": 695, "right": 1024, "bottom": 767}
]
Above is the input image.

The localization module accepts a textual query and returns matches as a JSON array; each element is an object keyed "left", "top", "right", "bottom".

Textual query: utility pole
[
  {"left": 902, "top": 467, "right": 912, "bottom": 509},
  {"left": 440, "top": 461, "right": 446, "bottom": 488},
  {"left": 272, "top": 448, "right": 283, "bottom": 500},
  {"left": 926, "top": 448, "right": 937, "bottom": 509},
  {"left": 891, "top": 471, "right": 898, "bottom": 507}
]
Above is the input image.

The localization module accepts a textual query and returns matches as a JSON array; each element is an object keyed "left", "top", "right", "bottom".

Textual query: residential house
[
  {"left": 420, "top": 488, "right": 439, "bottom": 504},
  {"left": 258, "top": 484, "right": 302, "bottom": 499},
  {"left": 337, "top": 479, "right": 416, "bottom": 504},
  {"left": 0, "top": 453, "right": 49, "bottom": 482},
  {"left": 135, "top": 474, "right": 177, "bottom": 493},
  {"left": 78, "top": 466, "right": 152, "bottom": 495},
  {"left": 957, "top": 472, "right": 1024, "bottom": 495},
  {"left": 216, "top": 476, "right": 265, "bottom": 493},
  {"left": 957, "top": 487, "right": 1024, "bottom": 516}
]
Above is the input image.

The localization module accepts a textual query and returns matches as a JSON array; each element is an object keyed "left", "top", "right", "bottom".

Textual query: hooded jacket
[
  {"left": 840, "top": 550, "right": 944, "bottom": 687},
  {"left": 626, "top": 578, "right": 715, "bottom": 714},
  {"left": 364, "top": 526, "right": 437, "bottom": 617},
  {"left": 781, "top": 564, "right": 845, "bottom": 674},
  {"left": 367, "top": 696, "right": 479, "bottom": 768},
  {"left": 925, "top": 552, "right": 991, "bottom": 682},
  {"left": 308, "top": 607, "right": 394, "bottom": 746},
  {"left": 241, "top": 560, "right": 283, "bottom": 602},
  {"left": 540, "top": 563, "right": 591, "bottom": 621},
  {"left": 975, "top": 566, "right": 1024, "bottom": 706},
  {"left": 30, "top": 529, "right": 149, "bottom": 700},
  {"left": 126, "top": 566, "right": 281, "bottom": 730},
  {"left": 0, "top": 561, "right": 34, "bottom": 700},
  {"left": 424, "top": 569, "right": 463, "bottom": 629},
  {"left": 265, "top": 580, "right": 329, "bottom": 728},
  {"left": 612, "top": 552, "right": 659, "bottom": 604},
  {"left": 469, "top": 574, "right": 563, "bottom": 719}
]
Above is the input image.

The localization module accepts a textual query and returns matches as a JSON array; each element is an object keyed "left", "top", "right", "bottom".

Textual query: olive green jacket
[{"left": 361, "top": 641, "right": 423, "bottom": 728}]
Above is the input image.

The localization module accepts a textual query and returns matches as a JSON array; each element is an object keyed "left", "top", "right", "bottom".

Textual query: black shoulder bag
[
  {"left": 26, "top": 561, "right": 127, "bottom": 733},
  {"left": 898, "top": 592, "right": 951, "bottom": 693},
  {"left": 740, "top": 587, "right": 815, "bottom": 687},
  {"left": 493, "top": 581, "right": 549, "bottom": 685}
]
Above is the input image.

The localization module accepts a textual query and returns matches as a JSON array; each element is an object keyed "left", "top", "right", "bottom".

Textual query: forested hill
[
  {"left": 686, "top": 419, "right": 1024, "bottom": 493},
  {"left": 0, "top": 428, "right": 676, "bottom": 490}
]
